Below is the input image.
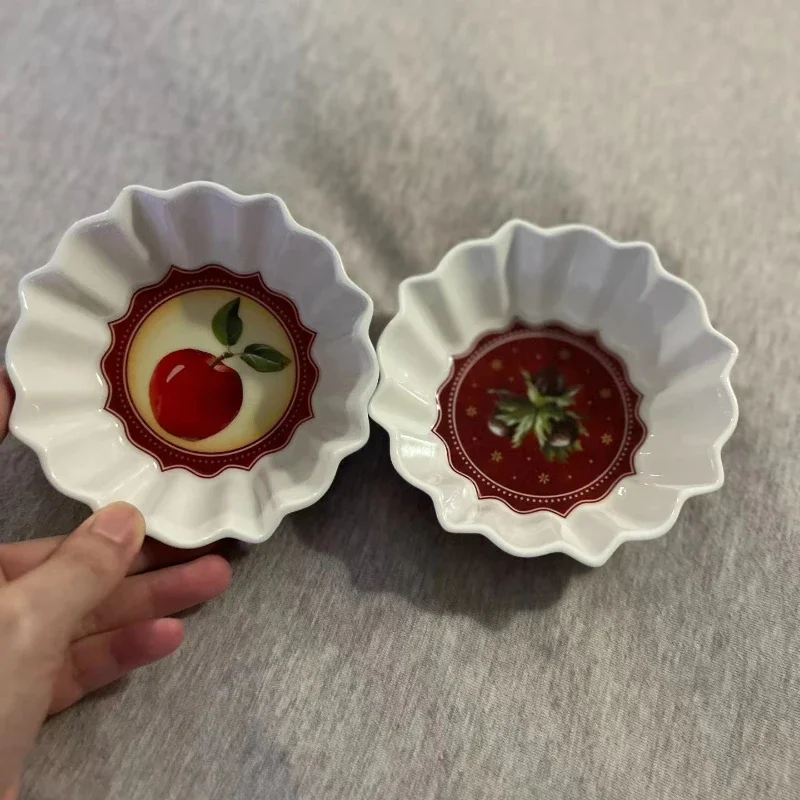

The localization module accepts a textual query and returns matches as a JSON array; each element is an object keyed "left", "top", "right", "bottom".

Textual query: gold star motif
[
  {"left": 601, "top": 433, "right": 613, "bottom": 445},
  {"left": 465, "top": 406, "right": 478, "bottom": 418},
  {"left": 538, "top": 472, "right": 550, "bottom": 484},
  {"left": 559, "top": 349, "right": 571, "bottom": 360},
  {"left": 491, "top": 359, "right": 503, "bottom": 371},
  {"left": 599, "top": 388, "right": 612, "bottom": 399},
  {"left": 491, "top": 450, "right": 503, "bottom": 463}
]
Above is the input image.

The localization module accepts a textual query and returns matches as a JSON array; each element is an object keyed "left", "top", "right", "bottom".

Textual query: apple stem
[{"left": 210, "top": 351, "right": 235, "bottom": 368}]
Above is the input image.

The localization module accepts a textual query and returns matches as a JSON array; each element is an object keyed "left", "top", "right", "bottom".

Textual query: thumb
[{"left": 13, "top": 502, "right": 145, "bottom": 633}]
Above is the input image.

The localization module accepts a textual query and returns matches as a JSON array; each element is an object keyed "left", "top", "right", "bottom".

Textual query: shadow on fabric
[{"left": 293, "top": 421, "right": 590, "bottom": 630}]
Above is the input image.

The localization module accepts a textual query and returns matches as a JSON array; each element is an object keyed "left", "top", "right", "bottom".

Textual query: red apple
[{"left": 149, "top": 349, "right": 243, "bottom": 441}]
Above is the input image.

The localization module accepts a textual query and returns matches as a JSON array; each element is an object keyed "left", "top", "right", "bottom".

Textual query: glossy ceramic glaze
[
  {"left": 370, "top": 221, "right": 738, "bottom": 565},
  {"left": 7, "top": 182, "right": 378, "bottom": 547}
]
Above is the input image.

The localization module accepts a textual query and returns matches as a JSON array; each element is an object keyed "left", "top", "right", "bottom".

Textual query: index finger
[{"left": 0, "top": 535, "right": 222, "bottom": 581}]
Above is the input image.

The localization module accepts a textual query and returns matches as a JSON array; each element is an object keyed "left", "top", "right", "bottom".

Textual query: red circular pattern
[
  {"left": 433, "top": 322, "right": 646, "bottom": 516},
  {"left": 101, "top": 264, "right": 319, "bottom": 478}
]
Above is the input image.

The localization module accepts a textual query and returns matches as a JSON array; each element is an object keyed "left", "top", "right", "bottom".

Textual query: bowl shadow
[{"left": 292, "top": 422, "right": 589, "bottom": 630}]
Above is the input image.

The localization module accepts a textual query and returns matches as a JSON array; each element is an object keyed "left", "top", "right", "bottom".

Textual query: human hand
[{"left": 0, "top": 369, "right": 232, "bottom": 798}]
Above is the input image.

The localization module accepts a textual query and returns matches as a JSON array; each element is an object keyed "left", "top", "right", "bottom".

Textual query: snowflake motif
[
  {"left": 538, "top": 472, "right": 550, "bottom": 484},
  {"left": 465, "top": 406, "right": 478, "bottom": 418},
  {"left": 491, "top": 450, "right": 503, "bottom": 463},
  {"left": 558, "top": 349, "right": 571, "bottom": 360},
  {"left": 490, "top": 359, "right": 503, "bottom": 371},
  {"left": 599, "top": 388, "right": 612, "bottom": 399},
  {"left": 601, "top": 433, "right": 613, "bottom": 445}
]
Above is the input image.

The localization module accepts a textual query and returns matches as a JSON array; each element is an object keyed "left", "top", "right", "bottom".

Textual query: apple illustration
[
  {"left": 149, "top": 349, "right": 243, "bottom": 440},
  {"left": 148, "top": 297, "right": 291, "bottom": 441}
]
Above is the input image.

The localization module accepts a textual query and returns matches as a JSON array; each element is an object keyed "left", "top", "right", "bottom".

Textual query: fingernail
[{"left": 89, "top": 502, "right": 144, "bottom": 545}]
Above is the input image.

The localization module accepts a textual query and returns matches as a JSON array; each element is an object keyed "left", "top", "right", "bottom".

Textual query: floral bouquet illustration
[{"left": 488, "top": 365, "right": 588, "bottom": 462}]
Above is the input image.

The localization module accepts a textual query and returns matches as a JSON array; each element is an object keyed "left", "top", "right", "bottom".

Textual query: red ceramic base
[
  {"left": 101, "top": 265, "right": 319, "bottom": 477},
  {"left": 433, "top": 321, "right": 646, "bottom": 516}
]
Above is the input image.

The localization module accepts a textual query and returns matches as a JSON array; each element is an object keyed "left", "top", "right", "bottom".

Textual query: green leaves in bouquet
[
  {"left": 523, "top": 370, "right": 579, "bottom": 409},
  {"left": 240, "top": 343, "right": 291, "bottom": 372},
  {"left": 212, "top": 298, "right": 243, "bottom": 347},
  {"left": 488, "top": 366, "right": 588, "bottom": 459}
]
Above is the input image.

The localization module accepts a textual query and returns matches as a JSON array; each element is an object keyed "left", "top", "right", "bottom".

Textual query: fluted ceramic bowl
[
  {"left": 370, "top": 222, "right": 738, "bottom": 566},
  {"left": 7, "top": 182, "right": 377, "bottom": 547}
]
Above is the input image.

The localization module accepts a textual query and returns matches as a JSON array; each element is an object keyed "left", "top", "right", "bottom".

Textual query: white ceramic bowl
[
  {"left": 7, "top": 182, "right": 377, "bottom": 547},
  {"left": 370, "top": 221, "right": 738, "bottom": 565}
]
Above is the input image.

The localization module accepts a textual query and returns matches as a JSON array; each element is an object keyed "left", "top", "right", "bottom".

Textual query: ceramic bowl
[
  {"left": 7, "top": 182, "right": 377, "bottom": 547},
  {"left": 370, "top": 222, "right": 738, "bottom": 565}
]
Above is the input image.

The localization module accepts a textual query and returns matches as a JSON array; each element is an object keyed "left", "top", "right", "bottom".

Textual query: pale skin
[{"left": 0, "top": 369, "right": 233, "bottom": 799}]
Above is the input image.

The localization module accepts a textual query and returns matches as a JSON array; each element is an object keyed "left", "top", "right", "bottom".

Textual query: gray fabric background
[{"left": 1, "top": 0, "right": 798, "bottom": 798}]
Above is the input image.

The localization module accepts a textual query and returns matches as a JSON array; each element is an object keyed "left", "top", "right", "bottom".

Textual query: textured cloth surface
[{"left": 1, "top": 1, "right": 799, "bottom": 798}]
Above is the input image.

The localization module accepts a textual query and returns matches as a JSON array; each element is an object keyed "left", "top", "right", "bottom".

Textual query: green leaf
[
  {"left": 497, "top": 399, "right": 526, "bottom": 414},
  {"left": 534, "top": 414, "right": 550, "bottom": 447},
  {"left": 511, "top": 415, "right": 535, "bottom": 448},
  {"left": 240, "top": 343, "right": 291, "bottom": 372},
  {"left": 212, "top": 298, "right": 243, "bottom": 347},
  {"left": 537, "top": 405, "right": 565, "bottom": 426},
  {"left": 538, "top": 405, "right": 560, "bottom": 420},
  {"left": 524, "top": 378, "right": 543, "bottom": 406},
  {"left": 495, "top": 399, "right": 535, "bottom": 423}
]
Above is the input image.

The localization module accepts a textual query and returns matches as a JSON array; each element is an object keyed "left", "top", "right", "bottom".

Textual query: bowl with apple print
[
  {"left": 6, "top": 182, "right": 377, "bottom": 547},
  {"left": 369, "top": 221, "right": 739, "bottom": 566}
]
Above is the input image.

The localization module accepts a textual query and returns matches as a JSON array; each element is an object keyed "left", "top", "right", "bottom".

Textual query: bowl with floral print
[{"left": 370, "top": 222, "right": 738, "bottom": 565}]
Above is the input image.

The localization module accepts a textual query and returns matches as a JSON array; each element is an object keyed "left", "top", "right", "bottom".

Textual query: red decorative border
[
  {"left": 100, "top": 265, "right": 319, "bottom": 477},
  {"left": 433, "top": 321, "right": 647, "bottom": 516}
]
